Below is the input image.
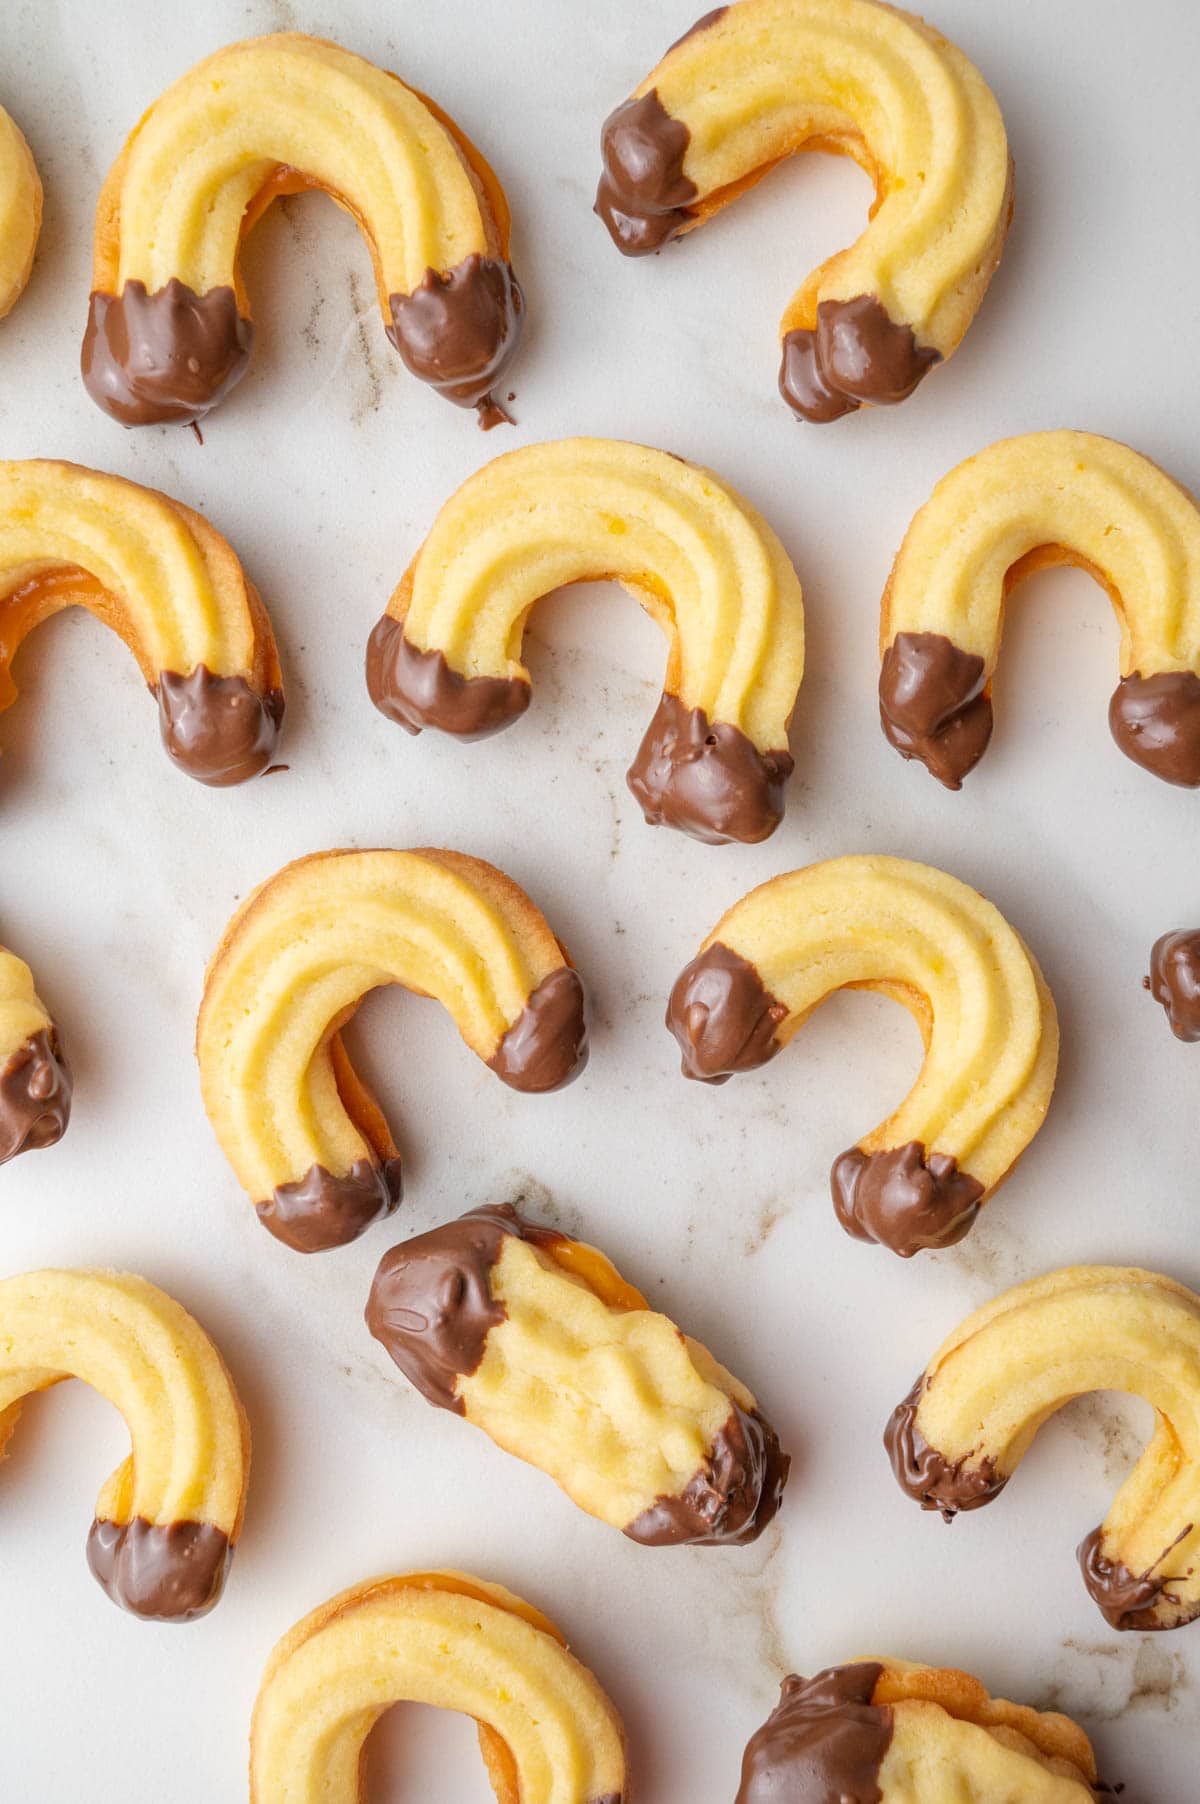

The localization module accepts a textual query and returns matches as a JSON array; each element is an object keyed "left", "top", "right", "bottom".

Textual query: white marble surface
[{"left": 1, "top": 0, "right": 1198, "bottom": 1796}]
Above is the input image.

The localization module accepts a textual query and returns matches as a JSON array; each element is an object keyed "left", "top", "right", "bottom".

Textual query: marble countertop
[{"left": 2, "top": 0, "right": 1198, "bottom": 1797}]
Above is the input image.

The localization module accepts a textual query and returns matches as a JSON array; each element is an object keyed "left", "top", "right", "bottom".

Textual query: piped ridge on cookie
[{"left": 0, "top": 105, "right": 42, "bottom": 320}]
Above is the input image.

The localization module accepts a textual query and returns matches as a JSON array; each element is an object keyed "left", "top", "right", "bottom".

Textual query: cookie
[
  {"left": 596, "top": 0, "right": 1011, "bottom": 422},
  {"left": 0, "top": 944, "right": 70, "bottom": 1163},
  {"left": 0, "top": 105, "right": 41, "bottom": 319},
  {"left": 886, "top": 1266, "right": 1200, "bottom": 1630},
  {"left": 366, "top": 1203, "right": 789, "bottom": 1545},
  {"left": 879, "top": 431, "right": 1200, "bottom": 788},
  {"left": 366, "top": 437, "right": 805, "bottom": 844},
  {"left": 197, "top": 850, "right": 588, "bottom": 1253},
  {"left": 83, "top": 34, "right": 522, "bottom": 429},
  {"left": 250, "top": 1571, "right": 627, "bottom": 1803},
  {"left": 737, "top": 1659, "right": 1098, "bottom": 1801},
  {"left": 0, "top": 459, "right": 283, "bottom": 785},
  {"left": 1146, "top": 929, "right": 1200, "bottom": 1040},
  {"left": 667, "top": 854, "right": 1058, "bottom": 1255},
  {"left": 0, "top": 1268, "right": 249, "bottom": 1619}
]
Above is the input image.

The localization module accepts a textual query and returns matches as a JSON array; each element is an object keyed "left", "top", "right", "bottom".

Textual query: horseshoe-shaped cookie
[
  {"left": 595, "top": 0, "right": 1011, "bottom": 423},
  {"left": 879, "top": 431, "right": 1200, "bottom": 788},
  {"left": 886, "top": 1266, "right": 1200, "bottom": 1631},
  {"left": 0, "top": 943, "right": 70, "bottom": 1163},
  {"left": 667, "top": 854, "right": 1058, "bottom": 1255},
  {"left": 366, "top": 438, "right": 805, "bottom": 844},
  {"left": 250, "top": 1571, "right": 627, "bottom": 1804},
  {"left": 0, "top": 104, "right": 41, "bottom": 319},
  {"left": 197, "top": 849, "right": 588, "bottom": 1253},
  {"left": 0, "top": 459, "right": 283, "bottom": 786},
  {"left": 83, "top": 34, "right": 523, "bottom": 429},
  {"left": 0, "top": 1267, "right": 249, "bottom": 1619}
]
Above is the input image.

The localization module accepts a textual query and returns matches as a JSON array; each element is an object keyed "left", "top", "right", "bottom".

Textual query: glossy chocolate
[
  {"left": 0, "top": 1029, "right": 72, "bottom": 1164},
  {"left": 595, "top": 90, "right": 697, "bottom": 255},
  {"left": 1147, "top": 929, "right": 1200, "bottom": 1041},
  {"left": 878, "top": 632, "right": 992, "bottom": 789},
  {"left": 86, "top": 1516, "right": 232, "bottom": 1621},
  {"left": 157, "top": 667, "right": 283, "bottom": 786},
  {"left": 627, "top": 692, "right": 793, "bottom": 844},
  {"left": 1109, "top": 670, "right": 1200, "bottom": 786},
  {"left": 257, "top": 1155, "right": 402, "bottom": 1253},
  {"left": 884, "top": 1377, "right": 1007, "bottom": 1519},
  {"left": 82, "top": 280, "right": 252, "bottom": 426},
  {"left": 735, "top": 1664, "right": 891, "bottom": 1804},
  {"left": 624, "top": 1403, "right": 789, "bottom": 1547},
  {"left": 365, "top": 616, "right": 530, "bottom": 739},
  {"left": 386, "top": 254, "right": 524, "bottom": 427},
  {"left": 488, "top": 967, "right": 589, "bottom": 1093},
  {"left": 666, "top": 942, "right": 787, "bottom": 1082},
  {"left": 780, "top": 296, "right": 940, "bottom": 423},
  {"left": 1077, "top": 1527, "right": 1189, "bottom": 1631},
  {"left": 832, "top": 1142, "right": 983, "bottom": 1257}
]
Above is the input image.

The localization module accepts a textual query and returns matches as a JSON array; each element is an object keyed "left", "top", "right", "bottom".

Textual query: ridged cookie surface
[{"left": 0, "top": 105, "right": 41, "bottom": 319}]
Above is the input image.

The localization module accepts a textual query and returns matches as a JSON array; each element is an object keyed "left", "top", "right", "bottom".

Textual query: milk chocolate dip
[
  {"left": 627, "top": 693, "right": 793, "bottom": 844},
  {"left": 1146, "top": 929, "right": 1200, "bottom": 1041},
  {"left": 1109, "top": 669, "right": 1200, "bottom": 785},
  {"left": 487, "top": 967, "right": 589, "bottom": 1093},
  {"left": 82, "top": 281, "right": 252, "bottom": 426},
  {"left": 1077, "top": 1527, "right": 1190, "bottom": 1631},
  {"left": 832, "top": 1143, "right": 983, "bottom": 1257},
  {"left": 386, "top": 254, "right": 524, "bottom": 428},
  {"left": 781, "top": 296, "right": 940, "bottom": 423},
  {"left": 87, "top": 1516, "right": 232, "bottom": 1621},
  {"left": 365, "top": 618, "right": 530, "bottom": 739},
  {"left": 624, "top": 1403, "right": 789, "bottom": 1547},
  {"left": 735, "top": 1664, "right": 891, "bottom": 1804},
  {"left": 0, "top": 1029, "right": 72, "bottom": 1164},
  {"left": 595, "top": 90, "right": 697, "bottom": 254},
  {"left": 884, "top": 1378, "right": 1007, "bottom": 1519},
  {"left": 878, "top": 632, "right": 992, "bottom": 789},
  {"left": 258, "top": 1156, "right": 403, "bottom": 1253},
  {"left": 157, "top": 667, "right": 283, "bottom": 786},
  {"left": 666, "top": 943, "right": 787, "bottom": 1081}
]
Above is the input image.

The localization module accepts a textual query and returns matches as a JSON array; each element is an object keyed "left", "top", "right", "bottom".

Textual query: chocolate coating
[
  {"left": 627, "top": 692, "right": 793, "bottom": 844},
  {"left": 365, "top": 617, "right": 530, "bottom": 739},
  {"left": 257, "top": 1155, "right": 402, "bottom": 1253},
  {"left": 736, "top": 1664, "right": 891, "bottom": 1804},
  {"left": 884, "top": 1377, "right": 1007, "bottom": 1519},
  {"left": 157, "top": 667, "right": 283, "bottom": 786},
  {"left": 1147, "top": 930, "right": 1200, "bottom": 1041},
  {"left": 82, "top": 281, "right": 252, "bottom": 426},
  {"left": 0, "top": 1029, "right": 72, "bottom": 1164},
  {"left": 488, "top": 968, "right": 589, "bottom": 1093},
  {"left": 780, "top": 296, "right": 940, "bottom": 423},
  {"left": 1109, "top": 670, "right": 1200, "bottom": 786},
  {"left": 366, "top": 1203, "right": 560, "bottom": 1412},
  {"left": 595, "top": 90, "right": 697, "bottom": 255},
  {"left": 832, "top": 1142, "right": 984, "bottom": 1257},
  {"left": 624, "top": 1402, "right": 789, "bottom": 1547},
  {"left": 666, "top": 943, "right": 787, "bottom": 1082},
  {"left": 1077, "top": 1527, "right": 1189, "bottom": 1631},
  {"left": 387, "top": 254, "right": 524, "bottom": 427},
  {"left": 878, "top": 632, "right": 992, "bottom": 789},
  {"left": 86, "top": 1516, "right": 232, "bottom": 1621}
]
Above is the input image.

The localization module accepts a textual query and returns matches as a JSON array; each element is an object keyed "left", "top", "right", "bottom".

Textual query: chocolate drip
[
  {"left": 0, "top": 1029, "right": 72, "bottom": 1164},
  {"left": 780, "top": 295, "right": 940, "bottom": 423},
  {"left": 257, "top": 1155, "right": 402, "bottom": 1253},
  {"left": 832, "top": 1142, "right": 984, "bottom": 1257},
  {"left": 736, "top": 1664, "right": 891, "bottom": 1804},
  {"left": 365, "top": 617, "right": 530, "bottom": 739},
  {"left": 884, "top": 1377, "right": 1007, "bottom": 1519},
  {"left": 1076, "top": 1527, "right": 1191, "bottom": 1631},
  {"left": 1109, "top": 670, "right": 1200, "bottom": 786},
  {"left": 366, "top": 1203, "right": 556, "bottom": 1411},
  {"left": 595, "top": 91, "right": 697, "bottom": 255},
  {"left": 387, "top": 255, "right": 524, "bottom": 427},
  {"left": 627, "top": 692, "right": 793, "bottom": 844},
  {"left": 1147, "top": 929, "right": 1200, "bottom": 1041},
  {"left": 82, "top": 281, "right": 252, "bottom": 426},
  {"left": 878, "top": 632, "right": 992, "bottom": 789},
  {"left": 86, "top": 1516, "right": 232, "bottom": 1621},
  {"left": 666, "top": 943, "right": 787, "bottom": 1082},
  {"left": 624, "top": 1403, "right": 789, "bottom": 1547},
  {"left": 488, "top": 968, "right": 589, "bottom": 1093},
  {"left": 156, "top": 667, "right": 283, "bottom": 786}
]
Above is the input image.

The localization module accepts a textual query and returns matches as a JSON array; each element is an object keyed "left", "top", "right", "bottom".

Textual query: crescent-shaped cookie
[
  {"left": 0, "top": 943, "right": 71, "bottom": 1163},
  {"left": 885, "top": 1266, "right": 1200, "bottom": 1631},
  {"left": 0, "top": 459, "right": 283, "bottom": 786},
  {"left": 366, "top": 438, "right": 805, "bottom": 845},
  {"left": 83, "top": 33, "right": 523, "bottom": 429},
  {"left": 595, "top": 0, "right": 1011, "bottom": 422},
  {"left": 0, "top": 1267, "right": 249, "bottom": 1619},
  {"left": 197, "top": 850, "right": 588, "bottom": 1254},
  {"left": 667, "top": 854, "right": 1058, "bottom": 1255},
  {"left": 737, "top": 1659, "right": 1098, "bottom": 1802},
  {"left": 366, "top": 1203, "right": 789, "bottom": 1545},
  {"left": 0, "top": 104, "right": 42, "bottom": 319},
  {"left": 250, "top": 1571, "right": 627, "bottom": 1804},
  {"left": 879, "top": 431, "right": 1200, "bottom": 788}
]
